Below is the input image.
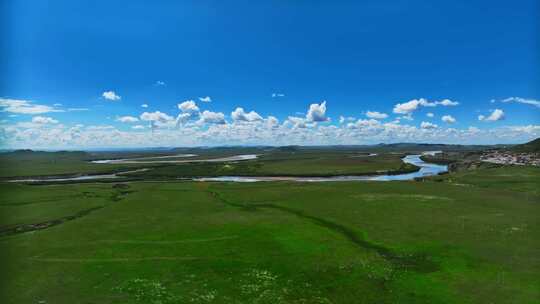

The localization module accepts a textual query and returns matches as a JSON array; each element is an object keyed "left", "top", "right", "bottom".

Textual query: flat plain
[{"left": 1, "top": 146, "right": 539, "bottom": 304}]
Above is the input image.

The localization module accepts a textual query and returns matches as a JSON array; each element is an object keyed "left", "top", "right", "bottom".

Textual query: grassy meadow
[
  {"left": 0, "top": 149, "right": 415, "bottom": 179},
  {"left": 0, "top": 151, "right": 145, "bottom": 178},
  {"left": 125, "top": 152, "right": 417, "bottom": 179},
  {"left": 1, "top": 162, "right": 539, "bottom": 303}
]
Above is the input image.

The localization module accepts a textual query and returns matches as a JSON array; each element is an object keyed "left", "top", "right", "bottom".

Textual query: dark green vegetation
[
  {"left": 511, "top": 137, "right": 540, "bottom": 153},
  {"left": 419, "top": 151, "right": 486, "bottom": 172},
  {"left": 0, "top": 148, "right": 267, "bottom": 178},
  {"left": 127, "top": 153, "right": 418, "bottom": 179},
  {"left": 256, "top": 152, "right": 415, "bottom": 176},
  {"left": 0, "top": 150, "right": 143, "bottom": 178},
  {"left": 0, "top": 148, "right": 417, "bottom": 179},
  {"left": 1, "top": 163, "right": 539, "bottom": 303},
  {"left": 0, "top": 142, "right": 495, "bottom": 179}
]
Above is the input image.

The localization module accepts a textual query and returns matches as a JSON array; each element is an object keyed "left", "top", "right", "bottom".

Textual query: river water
[
  {"left": 90, "top": 154, "right": 257, "bottom": 164},
  {"left": 196, "top": 153, "right": 447, "bottom": 183},
  {"left": 7, "top": 168, "right": 150, "bottom": 183},
  {"left": 9, "top": 152, "right": 446, "bottom": 183}
]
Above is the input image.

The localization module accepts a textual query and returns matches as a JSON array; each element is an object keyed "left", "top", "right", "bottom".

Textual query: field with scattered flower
[{"left": 1, "top": 164, "right": 539, "bottom": 303}]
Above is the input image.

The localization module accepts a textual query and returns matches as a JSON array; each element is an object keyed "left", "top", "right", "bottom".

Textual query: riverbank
[{"left": 6, "top": 154, "right": 446, "bottom": 184}]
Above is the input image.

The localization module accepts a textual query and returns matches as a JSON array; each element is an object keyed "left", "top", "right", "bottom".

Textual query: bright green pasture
[
  {"left": 0, "top": 183, "right": 117, "bottom": 227},
  {"left": 435, "top": 165, "right": 540, "bottom": 195},
  {"left": 1, "top": 166, "right": 539, "bottom": 303}
]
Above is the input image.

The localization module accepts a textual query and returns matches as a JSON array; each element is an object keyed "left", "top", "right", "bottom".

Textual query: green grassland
[
  {"left": 126, "top": 153, "right": 417, "bottom": 179},
  {"left": 511, "top": 138, "right": 540, "bottom": 153},
  {"left": 0, "top": 149, "right": 416, "bottom": 179},
  {"left": 0, "top": 148, "right": 267, "bottom": 178},
  {"left": 0, "top": 151, "right": 144, "bottom": 178},
  {"left": 430, "top": 164, "right": 540, "bottom": 195},
  {"left": 1, "top": 164, "right": 539, "bottom": 303},
  {"left": 256, "top": 152, "right": 414, "bottom": 176},
  {"left": 0, "top": 142, "right": 511, "bottom": 178}
]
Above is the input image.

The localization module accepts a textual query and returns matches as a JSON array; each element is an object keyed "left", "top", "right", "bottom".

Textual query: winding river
[
  {"left": 196, "top": 153, "right": 447, "bottom": 182},
  {"left": 8, "top": 152, "right": 447, "bottom": 183}
]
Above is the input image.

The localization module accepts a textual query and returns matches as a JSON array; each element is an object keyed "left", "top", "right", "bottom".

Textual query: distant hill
[
  {"left": 0, "top": 142, "right": 520, "bottom": 155},
  {"left": 511, "top": 138, "right": 540, "bottom": 152},
  {"left": 367, "top": 143, "right": 500, "bottom": 152}
]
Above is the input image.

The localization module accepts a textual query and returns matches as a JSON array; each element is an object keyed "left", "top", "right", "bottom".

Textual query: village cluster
[{"left": 480, "top": 151, "right": 540, "bottom": 166}]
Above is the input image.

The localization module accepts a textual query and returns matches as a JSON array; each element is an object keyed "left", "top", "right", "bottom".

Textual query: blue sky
[{"left": 1, "top": 0, "right": 539, "bottom": 148}]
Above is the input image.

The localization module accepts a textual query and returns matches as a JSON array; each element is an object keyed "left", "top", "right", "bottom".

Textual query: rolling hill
[{"left": 511, "top": 138, "right": 540, "bottom": 152}]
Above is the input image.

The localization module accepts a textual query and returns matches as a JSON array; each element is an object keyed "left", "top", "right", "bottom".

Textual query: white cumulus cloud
[
  {"left": 441, "top": 115, "right": 456, "bottom": 124},
  {"left": 116, "top": 116, "right": 139, "bottom": 123},
  {"left": 393, "top": 98, "right": 431, "bottom": 114},
  {"left": 32, "top": 116, "right": 59, "bottom": 124},
  {"left": 231, "top": 107, "right": 263, "bottom": 122},
  {"left": 198, "top": 96, "right": 212, "bottom": 103},
  {"left": 175, "top": 113, "right": 192, "bottom": 126},
  {"left": 102, "top": 91, "right": 121, "bottom": 101},
  {"left": 0, "top": 98, "right": 64, "bottom": 114},
  {"left": 140, "top": 111, "right": 174, "bottom": 123},
  {"left": 478, "top": 109, "right": 505, "bottom": 122},
  {"left": 437, "top": 99, "right": 459, "bottom": 106},
  {"left": 393, "top": 98, "right": 458, "bottom": 114},
  {"left": 266, "top": 116, "right": 279, "bottom": 128},
  {"left": 421, "top": 121, "right": 438, "bottom": 129},
  {"left": 398, "top": 114, "right": 414, "bottom": 121},
  {"left": 178, "top": 100, "right": 200, "bottom": 113},
  {"left": 365, "top": 111, "right": 388, "bottom": 119},
  {"left": 199, "top": 110, "right": 226, "bottom": 124},
  {"left": 2, "top": 118, "right": 539, "bottom": 148},
  {"left": 287, "top": 116, "right": 307, "bottom": 128},
  {"left": 306, "top": 101, "right": 328, "bottom": 122},
  {"left": 87, "top": 125, "right": 115, "bottom": 131},
  {"left": 347, "top": 119, "right": 381, "bottom": 129}
]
